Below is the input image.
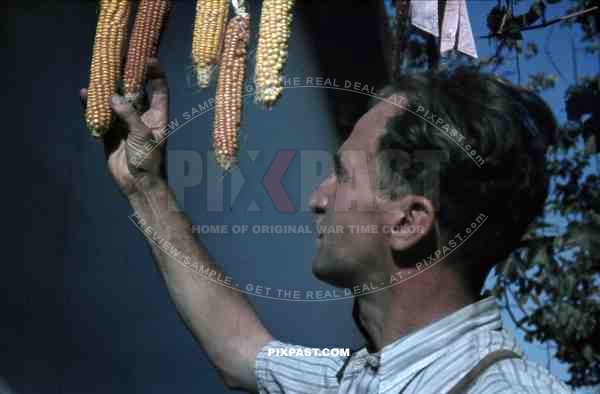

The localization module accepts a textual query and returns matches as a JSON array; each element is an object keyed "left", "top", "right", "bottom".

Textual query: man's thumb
[{"left": 110, "top": 94, "right": 150, "bottom": 138}]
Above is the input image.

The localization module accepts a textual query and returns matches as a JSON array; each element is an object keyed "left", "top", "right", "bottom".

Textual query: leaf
[
  {"left": 583, "top": 346, "right": 594, "bottom": 363},
  {"left": 565, "top": 221, "right": 600, "bottom": 253},
  {"left": 583, "top": 134, "right": 597, "bottom": 154},
  {"left": 524, "top": 41, "right": 538, "bottom": 59}
]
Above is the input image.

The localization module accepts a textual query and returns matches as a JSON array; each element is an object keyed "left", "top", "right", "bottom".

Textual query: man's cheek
[{"left": 332, "top": 190, "right": 353, "bottom": 213}]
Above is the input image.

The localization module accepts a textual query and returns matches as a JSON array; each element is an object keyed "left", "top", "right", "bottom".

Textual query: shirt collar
[{"left": 337, "top": 296, "right": 504, "bottom": 389}]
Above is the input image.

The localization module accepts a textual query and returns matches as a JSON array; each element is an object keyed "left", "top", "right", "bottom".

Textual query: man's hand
[{"left": 80, "top": 58, "right": 169, "bottom": 196}]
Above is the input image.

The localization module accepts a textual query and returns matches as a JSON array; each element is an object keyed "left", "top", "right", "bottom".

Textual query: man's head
[{"left": 308, "top": 66, "right": 557, "bottom": 295}]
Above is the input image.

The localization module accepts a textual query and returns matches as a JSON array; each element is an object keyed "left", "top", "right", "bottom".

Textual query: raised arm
[{"left": 80, "top": 59, "right": 272, "bottom": 392}]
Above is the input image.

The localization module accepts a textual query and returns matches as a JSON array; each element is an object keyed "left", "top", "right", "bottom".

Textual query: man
[{"left": 79, "top": 59, "right": 573, "bottom": 393}]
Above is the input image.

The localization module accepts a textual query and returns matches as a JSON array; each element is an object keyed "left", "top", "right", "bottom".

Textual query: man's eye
[{"left": 336, "top": 171, "right": 349, "bottom": 183}]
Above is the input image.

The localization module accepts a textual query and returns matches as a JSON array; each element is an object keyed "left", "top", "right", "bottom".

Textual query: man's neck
[{"left": 353, "top": 268, "right": 479, "bottom": 353}]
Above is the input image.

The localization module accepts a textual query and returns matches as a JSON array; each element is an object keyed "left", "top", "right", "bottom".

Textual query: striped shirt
[{"left": 255, "top": 296, "right": 573, "bottom": 393}]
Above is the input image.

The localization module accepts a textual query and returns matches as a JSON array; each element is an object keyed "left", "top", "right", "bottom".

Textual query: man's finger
[
  {"left": 110, "top": 94, "right": 151, "bottom": 139},
  {"left": 146, "top": 58, "right": 168, "bottom": 113}
]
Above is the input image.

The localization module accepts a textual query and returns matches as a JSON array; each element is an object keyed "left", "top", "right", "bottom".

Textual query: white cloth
[
  {"left": 255, "top": 296, "right": 573, "bottom": 393},
  {"left": 410, "top": 0, "right": 478, "bottom": 58},
  {"left": 410, "top": 0, "right": 439, "bottom": 37}
]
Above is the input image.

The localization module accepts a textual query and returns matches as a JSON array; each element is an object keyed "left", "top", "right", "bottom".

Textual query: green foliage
[
  {"left": 528, "top": 72, "right": 558, "bottom": 92},
  {"left": 387, "top": 0, "right": 598, "bottom": 386},
  {"left": 480, "top": 0, "right": 600, "bottom": 388}
]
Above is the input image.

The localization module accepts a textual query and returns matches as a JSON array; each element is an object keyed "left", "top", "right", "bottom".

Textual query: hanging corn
[
  {"left": 191, "top": 0, "right": 230, "bottom": 89},
  {"left": 213, "top": 2, "right": 250, "bottom": 172},
  {"left": 85, "top": 0, "right": 131, "bottom": 137},
  {"left": 123, "top": 0, "right": 171, "bottom": 103},
  {"left": 254, "top": 0, "right": 294, "bottom": 107}
]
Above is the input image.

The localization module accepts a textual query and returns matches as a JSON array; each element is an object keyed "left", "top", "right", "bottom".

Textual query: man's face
[{"left": 308, "top": 99, "right": 406, "bottom": 288}]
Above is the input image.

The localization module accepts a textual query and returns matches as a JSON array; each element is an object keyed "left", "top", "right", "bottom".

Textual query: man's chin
[{"left": 311, "top": 254, "right": 352, "bottom": 289}]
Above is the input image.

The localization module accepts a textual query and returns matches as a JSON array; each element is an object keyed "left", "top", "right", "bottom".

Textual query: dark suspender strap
[{"left": 446, "top": 349, "right": 521, "bottom": 394}]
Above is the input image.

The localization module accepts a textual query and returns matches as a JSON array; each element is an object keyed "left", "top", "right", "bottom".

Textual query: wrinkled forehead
[{"left": 341, "top": 95, "right": 408, "bottom": 159}]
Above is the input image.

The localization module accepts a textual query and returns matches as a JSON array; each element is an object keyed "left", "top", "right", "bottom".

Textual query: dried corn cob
[
  {"left": 123, "top": 0, "right": 171, "bottom": 102},
  {"left": 191, "top": 0, "right": 230, "bottom": 88},
  {"left": 254, "top": 0, "right": 294, "bottom": 107},
  {"left": 213, "top": 13, "right": 250, "bottom": 172},
  {"left": 86, "top": 0, "right": 131, "bottom": 137}
]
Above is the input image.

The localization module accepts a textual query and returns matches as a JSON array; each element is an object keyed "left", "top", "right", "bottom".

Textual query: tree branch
[
  {"left": 479, "top": 6, "right": 599, "bottom": 39},
  {"left": 544, "top": 26, "right": 567, "bottom": 82}
]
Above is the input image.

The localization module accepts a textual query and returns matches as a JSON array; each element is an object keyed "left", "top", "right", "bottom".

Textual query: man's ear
[{"left": 384, "top": 195, "right": 435, "bottom": 252}]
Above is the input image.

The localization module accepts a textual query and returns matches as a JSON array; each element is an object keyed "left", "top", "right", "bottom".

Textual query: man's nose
[{"left": 308, "top": 174, "right": 336, "bottom": 212}]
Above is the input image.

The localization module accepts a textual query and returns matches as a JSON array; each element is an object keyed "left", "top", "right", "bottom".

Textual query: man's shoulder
[
  {"left": 468, "top": 357, "right": 574, "bottom": 393},
  {"left": 440, "top": 327, "right": 574, "bottom": 393}
]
